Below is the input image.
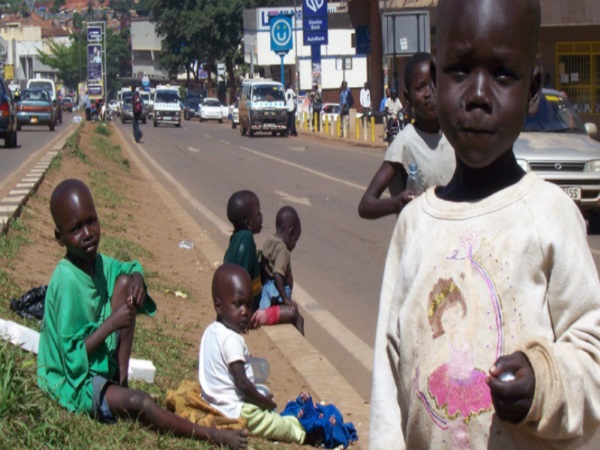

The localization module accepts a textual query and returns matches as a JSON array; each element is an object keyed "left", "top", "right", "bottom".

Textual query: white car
[{"left": 199, "top": 98, "right": 223, "bottom": 123}]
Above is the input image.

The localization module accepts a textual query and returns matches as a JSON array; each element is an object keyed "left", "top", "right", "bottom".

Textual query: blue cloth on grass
[{"left": 281, "top": 393, "right": 358, "bottom": 448}]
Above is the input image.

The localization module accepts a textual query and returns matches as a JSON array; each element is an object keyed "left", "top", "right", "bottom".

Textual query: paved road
[
  {"left": 0, "top": 111, "right": 77, "bottom": 199},
  {"left": 116, "top": 117, "right": 396, "bottom": 400}
]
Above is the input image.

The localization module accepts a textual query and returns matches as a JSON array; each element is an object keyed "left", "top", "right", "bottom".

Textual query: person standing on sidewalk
[
  {"left": 131, "top": 84, "right": 143, "bottom": 143},
  {"left": 360, "top": 82, "right": 371, "bottom": 120},
  {"left": 308, "top": 84, "right": 322, "bottom": 131},
  {"left": 285, "top": 84, "right": 297, "bottom": 137},
  {"left": 339, "top": 81, "right": 354, "bottom": 137}
]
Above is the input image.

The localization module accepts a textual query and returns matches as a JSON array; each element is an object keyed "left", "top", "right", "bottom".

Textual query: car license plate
[
  {"left": 31, "top": 116, "right": 38, "bottom": 124},
  {"left": 562, "top": 186, "right": 581, "bottom": 200}
]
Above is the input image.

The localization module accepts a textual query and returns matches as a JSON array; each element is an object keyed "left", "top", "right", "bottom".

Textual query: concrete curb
[
  {"left": 1, "top": 148, "right": 62, "bottom": 233},
  {"left": 296, "top": 125, "right": 388, "bottom": 151},
  {"left": 114, "top": 127, "right": 371, "bottom": 448}
]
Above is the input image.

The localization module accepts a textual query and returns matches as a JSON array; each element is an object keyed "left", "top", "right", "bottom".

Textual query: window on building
[{"left": 556, "top": 42, "right": 600, "bottom": 115}]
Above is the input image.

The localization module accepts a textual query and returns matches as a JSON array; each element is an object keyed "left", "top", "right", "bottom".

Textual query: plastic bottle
[
  {"left": 249, "top": 357, "right": 270, "bottom": 384},
  {"left": 406, "top": 163, "right": 425, "bottom": 196}
]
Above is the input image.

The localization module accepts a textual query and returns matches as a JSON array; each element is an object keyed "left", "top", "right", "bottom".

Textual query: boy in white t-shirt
[{"left": 200, "top": 264, "right": 320, "bottom": 445}]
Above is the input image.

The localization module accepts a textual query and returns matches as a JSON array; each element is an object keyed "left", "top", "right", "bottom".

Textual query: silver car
[{"left": 514, "top": 89, "right": 600, "bottom": 228}]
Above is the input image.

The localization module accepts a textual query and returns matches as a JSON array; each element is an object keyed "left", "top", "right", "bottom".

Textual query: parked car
[
  {"left": 184, "top": 94, "right": 202, "bottom": 120},
  {"left": 62, "top": 96, "right": 73, "bottom": 112},
  {"left": 199, "top": 97, "right": 224, "bottom": 123},
  {"left": 16, "top": 88, "right": 56, "bottom": 131},
  {"left": 513, "top": 88, "right": 600, "bottom": 229},
  {"left": 321, "top": 103, "right": 340, "bottom": 126},
  {"left": 231, "top": 99, "right": 239, "bottom": 129},
  {"left": 0, "top": 75, "right": 17, "bottom": 147}
]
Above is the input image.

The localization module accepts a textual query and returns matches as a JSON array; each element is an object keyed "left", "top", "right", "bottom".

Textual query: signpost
[
  {"left": 303, "top": 0, "right": 328, "bottom": 88},
  {"left": 87, "top": 22, "right": 106, "bottom": 104},
  {"left": 269, "top": 14, "right": 293, "bottom": 85}
]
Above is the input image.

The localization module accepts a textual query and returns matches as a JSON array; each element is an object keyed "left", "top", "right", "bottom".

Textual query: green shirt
[
  {"left": 224, "top": 229, "right": 261, "bottom": 307},
  {"left": 37, "top": 254, "right": 156, "bottom": 413}
]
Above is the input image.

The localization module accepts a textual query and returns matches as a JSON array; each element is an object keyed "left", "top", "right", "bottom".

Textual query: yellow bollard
[
  {"left": 314, "top": 112, "right": 319, "bottom": 133},
  {"left": 304, "top": 112, "right": 308, "bottom": 131},
  {"left": 336, "top": 116, "right": 341, "bottom": 138},
  {"left": 371, "top": 116, "right": 376, "bottom": 143},
  {"left": 325, "top": 115, "right": 329, "bottom": 135},
  {"left": 356, "top": 117, "right": 360, "bottom": 140}
]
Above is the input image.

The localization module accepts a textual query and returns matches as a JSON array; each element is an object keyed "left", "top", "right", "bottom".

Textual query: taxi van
[
  {"left": 238, "top": 80, "right": 287, "bottom": 136},
  {"left": 152, "top": 85, "right": 181, "bottom": 127}
]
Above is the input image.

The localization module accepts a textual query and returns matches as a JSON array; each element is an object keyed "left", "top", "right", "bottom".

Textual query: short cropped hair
[
  {"left": 404, "top": 52, "right": 434, "bottom": 93},
  {"left": 275, "top": 206, "right": 299, "bottom": 231},
  {"left": 226, "top": 190, "right": 258, "bottom": 229}
]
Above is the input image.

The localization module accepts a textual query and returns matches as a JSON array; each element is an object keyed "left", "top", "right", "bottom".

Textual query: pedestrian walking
[
  {"left": 339, "top": 81, "right": 354, "bottom": 136},
  {"left": 285, "top": 84, "right": 297, "bottom": 137},
  {"left": 131, "top": 84, "right": 143, "bottom": 143}
]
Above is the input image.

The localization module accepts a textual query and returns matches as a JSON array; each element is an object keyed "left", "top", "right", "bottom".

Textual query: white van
[
  {"left": 238, "top": 80, "right": 287, "bottom": 136},
  {"left": 152, "top": 85, "right": 181, "bottom": 127},
  {"left": 27, "top": 78, "right": 56, "bottom": 102}
]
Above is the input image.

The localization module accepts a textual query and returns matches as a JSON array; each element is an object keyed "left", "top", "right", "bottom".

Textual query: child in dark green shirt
[{"left": 223, "top": 190, "right": 263, "bottom": 311}]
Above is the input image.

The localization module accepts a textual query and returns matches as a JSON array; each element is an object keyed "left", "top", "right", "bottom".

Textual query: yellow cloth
[
  {"left": 166, "top": 380, "right": 247, "bottom": 430},
  {"left": 241, "top": 402, "right": 305, "bottom": 444}
]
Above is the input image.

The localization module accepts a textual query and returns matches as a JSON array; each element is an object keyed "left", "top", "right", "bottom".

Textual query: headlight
[
  {"left": 584, "top": 160, "right": 600, "bottom": 172},
  {"left": 516, "top": 159, "right": 530, "bottom": 172}
]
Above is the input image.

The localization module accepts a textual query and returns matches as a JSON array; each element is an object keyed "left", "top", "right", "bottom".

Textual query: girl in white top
[{"left": 358, "top": 52, "right": 455, "bottom": 219}]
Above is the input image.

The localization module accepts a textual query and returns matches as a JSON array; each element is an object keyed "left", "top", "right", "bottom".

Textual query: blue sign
[
  {"left": 356, "top": 26, "right": 371, "bottom": 54},
  {"left": 87, "top": 26, "right": 102, "bottom": 42},
  {"left": 270, "top": 15, "right": 293, "bottom": 55},
  {"left": 303, "top": 0, "right": 328, "bottom": 45}
]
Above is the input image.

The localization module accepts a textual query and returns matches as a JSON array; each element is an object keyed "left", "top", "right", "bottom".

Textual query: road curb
[
  {"left": 1, "top": 148, "right": 61, "bottom": 233},
  {"left": 114, "top": 125, "right": 371, "bottom": 447},
  {"left": 296, "top": 126, "right": 388, "bottom": 151}
]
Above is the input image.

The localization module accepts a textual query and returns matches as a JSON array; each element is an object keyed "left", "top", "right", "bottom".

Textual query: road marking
[
  {"left": 219, "top": 139, "right": 230, "bottom": 145},
  {"left": 205, "top": 134, "right": 213, "bottom": 139},
  {"left": 187, "top": 146, "right": 200, "bottom": 153},
  {"left": 274, "top": 190, "right": 312, "bottom": 207},
  {"left": 131, "top": 143, "right": 374, "bottom": 374},
  {"left": 288, "top": 146, "right": 306, "bottom": 152},
  {"left": 238, "top": 146, "right": 366, "bottom": 191}
]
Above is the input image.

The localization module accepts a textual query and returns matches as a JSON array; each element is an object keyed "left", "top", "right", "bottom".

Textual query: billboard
[{"left": 87, "top": 44, "right": 102, "bottom": 81}]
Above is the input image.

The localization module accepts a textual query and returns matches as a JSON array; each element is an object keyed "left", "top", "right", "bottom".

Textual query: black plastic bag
[{"left": 10, "top": 285, "right": 47, "bottom": 321}]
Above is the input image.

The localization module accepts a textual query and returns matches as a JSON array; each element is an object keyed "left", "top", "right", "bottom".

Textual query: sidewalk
[
  {"left": 295, "top": 116, "right": 388, "bottom": 151},
  {"left": 1, "top": 123, "right": 371, "bottom": 448}
]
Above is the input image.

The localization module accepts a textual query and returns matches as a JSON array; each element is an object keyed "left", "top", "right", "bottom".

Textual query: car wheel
[
  {"left": 142, "top": 118, "right": 147, "bottom": 124},
  {"left": 232, "top": 122, "right": 236, "bottom": 129},
  {"left": 121, "top": 117, "right": 125, "bottom": 124},
  {"left": 248, "top": 128, "right": 254, "bottom": 137},
  {"left": 4, "top": 131, "right": 15, "bottom": 148},
  {"left": 49, "top": 123, "right": 55, "bottom": 131},
  {"left": 12, "top": 130, "right": 17, "bottom": 148},
  {"left": 175, "top": 122, "right": 181, "bottom": 128},
  {"left": 153, "top": 120, "right": 157, "bottom": 127},
  {"left": 279, "top": 131, "right": 286, "bottom": 137},
  {"left": 16, "top": 124, "right": 21, "bottom": 131},
  {"left": 218, "top": 119, "right": 223, "bottom": 124},
  {"left": 271, "top": 131, "right": 277, "bottom": 136}
]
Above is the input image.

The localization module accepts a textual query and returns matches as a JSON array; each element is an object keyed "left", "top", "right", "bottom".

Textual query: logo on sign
[
  {"left": 271, "top": 18, "right": 292, "bottom": 48},
  {"left": 305, "top": 0, "right": 324, "bottom": 13}
]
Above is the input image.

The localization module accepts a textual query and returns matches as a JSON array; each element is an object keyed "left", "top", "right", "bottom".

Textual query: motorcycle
[{"left": 385, "top": 110, "right": 404, "bottom": 143}]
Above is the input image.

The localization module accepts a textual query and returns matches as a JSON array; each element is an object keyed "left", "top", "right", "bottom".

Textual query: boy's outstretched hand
[{"left": 487, "top": 351, "right": 535, "bottom": 423}]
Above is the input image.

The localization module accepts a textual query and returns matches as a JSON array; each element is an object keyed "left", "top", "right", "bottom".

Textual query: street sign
[
  {"left": 356, "top": 26, "right": 371, "bottom": 54},
  {"left": 302, "top": 0, "right": 328, "bottom": 45},
  {"left": 269, "top": 14, "right": 293, "bottom": 55},
  {"left": 87, "top": 26, "right": 102, "bottom": 42}
]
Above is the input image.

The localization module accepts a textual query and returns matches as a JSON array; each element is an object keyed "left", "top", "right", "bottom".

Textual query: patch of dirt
[{"left": 6, "top": 122, "right": 309, "bottom": 446}]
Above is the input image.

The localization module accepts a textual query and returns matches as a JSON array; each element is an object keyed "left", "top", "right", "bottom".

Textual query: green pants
[{"left": 241, "top": 403, "right": 306, "bottom": 444}]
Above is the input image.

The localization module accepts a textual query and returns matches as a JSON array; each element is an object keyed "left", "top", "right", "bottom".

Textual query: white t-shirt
[
  {"left": 384, "top": 97, "right": 403, "bottom": 115},
  {"left": 384, "top": 123, "right": 456, "bottom": 195},
  {"left": 285, "top": 88, "right": 296, "bottom": 112},
  {"left": 370, "top": 173, "right": 600, "bottom": 449},
  {"left": 360, "top": 88, "right": 371, "bottom": 109},
  {"left": 199, "top": 321, "right": 255, "bottom": 418}
]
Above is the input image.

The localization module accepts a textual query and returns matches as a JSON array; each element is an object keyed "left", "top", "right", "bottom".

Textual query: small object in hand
[{"left": 499, "top": 371, "right": 516, "bottom": 382}]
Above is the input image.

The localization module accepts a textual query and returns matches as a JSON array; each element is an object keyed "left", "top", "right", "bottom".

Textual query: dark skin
[
  {"left": 252, "top": 211, "right": 305, "bottom": 335},
  {"left": 435, "top": 0, "right": 542, "bottom": 423},
  {"left": 50, "top": 180, "right": 248, "bottom": 450},
  {"left": 213, "top": 264, "right": 277, "bottom": 411},
  {"left": 358, "top": 59, "right": 439, "bottom": 219}
]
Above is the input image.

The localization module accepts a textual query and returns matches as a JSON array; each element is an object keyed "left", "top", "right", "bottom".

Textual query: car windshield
[
  {"left": 63, "top": 97, "right": 72, "bottom": 102},
  {"left": 204, "top": 99, "right": 220, "bottom": 107},
  {"left": 156, "top": 91, "right": 179, "bottom": 103},
  {"left": 123, "top": 94, "right": 132, "bottom": 104},
  {"left": 28, "top": 81, "right": 53, "bottom": 92},
  {"left": 251, "top": 86, "right": 285, "bottom": 102},
  {"left": 522, "top": 93, "right": 586, "bottom": 134},
  {"left": 21, "top": 90, "right": 49, "bottom": 102},
  {"left": 323, "top": 104, "right": 340, "bottom": 114}
]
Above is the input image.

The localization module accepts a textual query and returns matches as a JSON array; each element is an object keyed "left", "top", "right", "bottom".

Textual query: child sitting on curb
[
  {"left": 251, "top": 206, "right": 304, "bottom": 335},
  {"left": 38, "top": 179, "right": 248, "bottom": 450},
  {"left": 223, "top": 190, "right": 263, "bottom": 311},
  {"left": 200, "top": 263, "right": 320, "bottom": 445}
]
